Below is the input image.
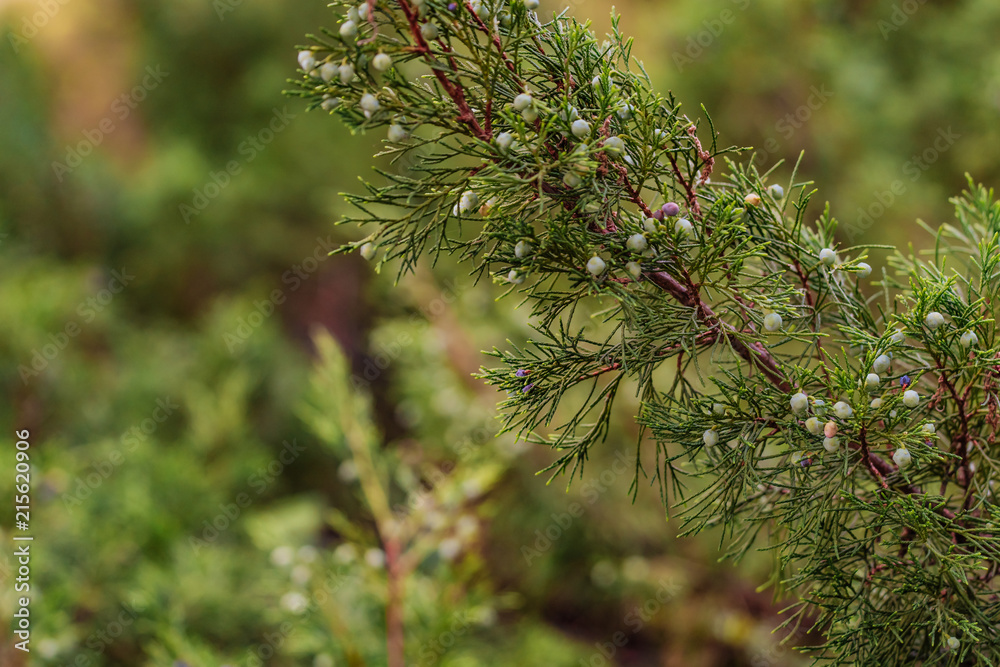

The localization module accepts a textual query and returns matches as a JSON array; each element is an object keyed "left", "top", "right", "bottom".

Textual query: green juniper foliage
[{"left": 291, "top": 1, "right": 1000, "bottom": 663}]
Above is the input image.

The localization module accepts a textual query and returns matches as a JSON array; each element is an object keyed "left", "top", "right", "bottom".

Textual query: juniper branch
[{"left": 291, "top": 2, "right": 1000, "bottom": 663}]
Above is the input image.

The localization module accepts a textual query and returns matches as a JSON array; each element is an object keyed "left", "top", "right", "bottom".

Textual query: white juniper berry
[
  {"left": 320, "top": 62, "right": 338, "bottom": 82},
  {"left": 340, "top": 19, "right": 358, "bottom": 39},
  {"left": 297, "top": 49, "right": 316, "bottom": 71},
  {"left": 420, "top": 21, "right": 439, "bottom": 40},
  {"left": 585, "top": 255, "right": 606, "bottom": 276},
  {"left": 387, "top": 123, "right": 409, "bottom": 142},
  {"left": 603, "top": 135, "right": 625, "bottom": 156},
  {"left": 372, "top": 52, "right": 393, "bottom": 71},
  {"left": 626, "top": 233, "right": 647, "bottom": 253},
  {"left": 458, "top": 189, "right": 479, "bottom": 214},
  {"left": 892, "top": 447, "right": 912, "bottom": 468},
  {"left": 924, "top": 311, "right": 946, "bottom": 329},
  {"left": 570, "top": 118, "right": 591, "bottom": 138},
  {"left": 833, "top": 401, "right": 853, "bottom": 419},
  {"left": 496, "top": 131, "right": 515, "bottom": 152},
  {"left": 789, "top": 392, "right": 808, "bottom": 413},
  {"left": 512, "top": 92, "right": 533, "bottom": 111},
  {"left": 359, "top": 92, "right": 380, "bottom": 116},
  {"left": 294, "top": 3, "right": 1000, "bottom": 662},
  {"left": 339, "top": 63, "right": 355, "bottom": 84},
  {"left": 674, "top": 217, "right": 694, "bottom": 237},
  {"left": 872, "top": 353, "right": 891, "bottom": 374}
]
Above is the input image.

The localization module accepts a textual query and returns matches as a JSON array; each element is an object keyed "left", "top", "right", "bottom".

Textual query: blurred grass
[{"left": 1, "top": 0, "right": 998, "bottom": 664}]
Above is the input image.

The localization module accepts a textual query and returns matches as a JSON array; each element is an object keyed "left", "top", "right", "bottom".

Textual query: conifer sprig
[{"left": 292, "top": 1, "right": 1000, "bottom": 662}]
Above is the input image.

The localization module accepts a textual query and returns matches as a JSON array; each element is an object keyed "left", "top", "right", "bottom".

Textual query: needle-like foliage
[{"left": 290, "top": 1, "right": 1000, "bottom": 662}]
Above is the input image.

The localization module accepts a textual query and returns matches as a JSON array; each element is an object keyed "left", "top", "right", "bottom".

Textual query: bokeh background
[{"left": 1, "top": 0, "right": 999, "bottom": 665}]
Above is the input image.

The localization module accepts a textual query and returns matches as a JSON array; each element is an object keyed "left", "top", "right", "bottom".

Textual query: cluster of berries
[
  {"left": 299, "top": 2, "right": 423, "bottom": 145},
  {"left": 580, "top": 202, "right": 690, "bottom": 282},
  {"left": 783, "top": 353, "right": 927, "bottom": 468},
  {"left": 923, "top": 309, "right": 979, "bottom": 349}
]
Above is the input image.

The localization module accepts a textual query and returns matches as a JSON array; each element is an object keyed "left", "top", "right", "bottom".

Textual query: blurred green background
[{"left": 1, "top": 0, "right": 997, "bottom": 665}]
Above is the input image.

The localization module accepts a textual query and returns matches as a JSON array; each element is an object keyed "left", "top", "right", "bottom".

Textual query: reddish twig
[
  {"left": 686, "top": 123, "right": 714, "bottom": 186},
  {"left": 397, "top": 0, "right": 489, "bottom": 140},
  {"left": 462, "top": 0, "right": 519, "bottom": 79},
  {"left": 665, "top": 150, "right": 701, "bottom": 219},
  {"left": 645, "top": 270, "right": 791, "bottom": 392},
  {"left": 858, "top": 427, "right": 888, "bottom": 492},
  {"left": 384, "top": 534, "right": 405, "bottom": 667}
]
